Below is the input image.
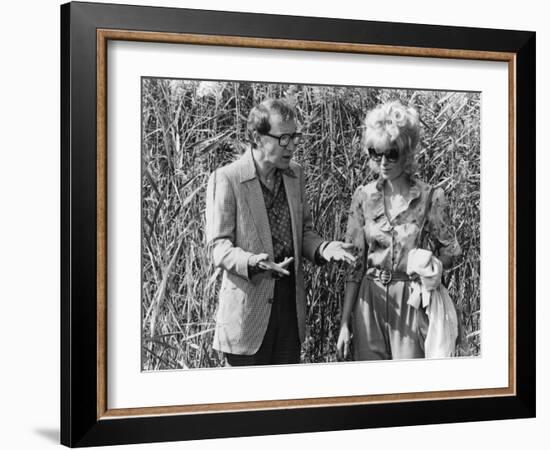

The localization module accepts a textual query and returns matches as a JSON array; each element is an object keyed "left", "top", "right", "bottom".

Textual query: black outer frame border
[{"left": 60, "top": 1, "right": 536, "bottom": 447}]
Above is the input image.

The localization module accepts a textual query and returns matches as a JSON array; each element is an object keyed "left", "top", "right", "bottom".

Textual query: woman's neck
[{"left": 384, "top": 171, "right": 408, "bottom": 195}]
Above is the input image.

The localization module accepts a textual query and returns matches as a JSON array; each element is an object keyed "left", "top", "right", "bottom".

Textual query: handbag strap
[{"left": 415, "top": 186, "right": 435, "bottom": 248}]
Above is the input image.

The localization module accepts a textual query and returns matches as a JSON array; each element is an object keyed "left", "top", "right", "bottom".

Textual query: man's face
[{"left": 256, "top": 114, "right": 297, "bottom": 170}]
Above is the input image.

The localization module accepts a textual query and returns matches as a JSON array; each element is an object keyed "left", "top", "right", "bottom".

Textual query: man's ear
[{"left": 250, "top": 130, "right": 260, "bottom": 149}]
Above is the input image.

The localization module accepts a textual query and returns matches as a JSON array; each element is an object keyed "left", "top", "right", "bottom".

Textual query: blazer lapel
[
  {"left": 283, "top": 169, "right": 301, "bottom": 259},
  {"left": 243, "top": 179, "right": 273, "bottom": 256},
  {"left": 239, "top": 149, "right": 273, "bottom": 256}
]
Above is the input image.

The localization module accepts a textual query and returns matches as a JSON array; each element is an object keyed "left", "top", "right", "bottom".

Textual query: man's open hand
[
  {"left": 322, "top": 241, "right": 356, "bottom": 264},
  {"left": 249, "top": 254, "right": 294, "bottom": 282},
  {"left": 257, "top": 256, "right": 293, "bottom": 277}
]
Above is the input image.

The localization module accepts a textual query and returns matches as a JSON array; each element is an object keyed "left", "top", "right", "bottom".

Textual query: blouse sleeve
[
  {"left": 426, "top": 187, "right": 462, "bottom": 262},
  {"left": 345, "top": 187, "right": 367, "bottom": 283}
]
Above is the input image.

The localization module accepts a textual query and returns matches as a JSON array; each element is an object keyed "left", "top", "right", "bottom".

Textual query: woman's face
[{"left": 368, "top": 145, "right": 405, "bottom": 180}]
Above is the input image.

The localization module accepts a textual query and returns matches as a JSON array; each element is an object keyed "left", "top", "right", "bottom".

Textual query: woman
[{"left": 337, "top": 101, "right": 461, "bottom": 360}]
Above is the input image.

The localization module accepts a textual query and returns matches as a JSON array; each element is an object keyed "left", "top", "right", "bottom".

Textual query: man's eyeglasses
[
  {"left": 261, "top": 131, "right": 303, "bottom": 147},
  {"left": 368, "top": 147, "right": 400, "bottom": 163}
]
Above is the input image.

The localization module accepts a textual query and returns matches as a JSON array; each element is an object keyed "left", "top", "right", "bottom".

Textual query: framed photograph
[{"left": 61, "top": 1, "right": 535, "bottom": 447}]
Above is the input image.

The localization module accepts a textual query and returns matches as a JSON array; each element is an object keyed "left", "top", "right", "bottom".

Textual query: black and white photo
[
  {"left": 59, "top": 3, "right": 535, "bottom": 445},
  {"left": 140, "top": 79, "right": 480, "bottom": 370}
]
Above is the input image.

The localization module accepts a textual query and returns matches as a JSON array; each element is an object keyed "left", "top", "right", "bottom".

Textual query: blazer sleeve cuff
[
  {"left": 314, "top": 241, "right": 329, "bottom": 265},
  {"left": 303, "top": 235, "right": 326, "bottom": 263},
  {"left": 236, "top": 251, "right": 255, "bottom": 280}
]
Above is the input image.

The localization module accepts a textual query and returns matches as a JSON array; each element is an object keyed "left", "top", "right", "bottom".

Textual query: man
[{"left": 205, "top": 98, "right": 355, "bottom": 366}]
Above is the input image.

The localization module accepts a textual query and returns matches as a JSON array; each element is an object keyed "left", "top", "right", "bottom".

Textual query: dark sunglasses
[
  {"left": 368, "top": 147, "right": 400, "bottom": 163},
  {"left": 260, "top": 131, "right": 303, "bottom": 147}
]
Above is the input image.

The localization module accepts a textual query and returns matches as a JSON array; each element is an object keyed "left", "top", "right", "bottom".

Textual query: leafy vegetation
[{"left": 141, "top": 78, "right": 480, "bottom": 370}]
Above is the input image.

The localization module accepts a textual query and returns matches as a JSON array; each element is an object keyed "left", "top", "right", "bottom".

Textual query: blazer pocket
[{"left": 219, "top": 285, "right": 245, "bottom": 326}]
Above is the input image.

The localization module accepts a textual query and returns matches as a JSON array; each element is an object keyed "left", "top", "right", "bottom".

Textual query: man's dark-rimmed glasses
[{"left": 261, "top": 132, "right": 303, "bottom": 147}]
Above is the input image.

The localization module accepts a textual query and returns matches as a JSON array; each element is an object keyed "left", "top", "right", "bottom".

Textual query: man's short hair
[{"left": 247, "top": 98, "right": 296, "bottom": 137}]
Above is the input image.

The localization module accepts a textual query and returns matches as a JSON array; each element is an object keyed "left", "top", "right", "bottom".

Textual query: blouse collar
[{"left": 371, "top": 174, "right": 422, "bottom": 228}]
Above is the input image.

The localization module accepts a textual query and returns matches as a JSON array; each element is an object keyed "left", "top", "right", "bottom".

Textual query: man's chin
[
  {"left": 278, "top": 158, "right": 292, "bottom": 168},
  {"left": 277, "top": 161, "right": 290, "bottom": 170}
]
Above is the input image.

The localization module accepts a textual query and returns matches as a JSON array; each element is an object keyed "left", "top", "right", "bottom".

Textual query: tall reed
[{"left": 141, "top": 79, "right": 480, "bottom": 369}]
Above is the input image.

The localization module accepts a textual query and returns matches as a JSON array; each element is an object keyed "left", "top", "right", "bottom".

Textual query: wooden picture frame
[{"left": 61, "top": 1, "right": 535, "bottom": 446}]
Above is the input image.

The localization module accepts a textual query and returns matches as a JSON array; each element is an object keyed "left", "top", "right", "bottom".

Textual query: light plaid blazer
[{"left": 205, "top": 148, "right": 324, "bottom": 355}]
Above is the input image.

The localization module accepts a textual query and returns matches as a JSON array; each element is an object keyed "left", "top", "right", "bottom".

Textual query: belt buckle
[{"left": 379, "top": 269, "right": 392, "bottom": 285}]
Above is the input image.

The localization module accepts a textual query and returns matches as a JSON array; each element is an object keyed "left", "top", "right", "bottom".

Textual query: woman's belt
[{"left": 366, "top": 267, "right": 418, "bottom": 286}]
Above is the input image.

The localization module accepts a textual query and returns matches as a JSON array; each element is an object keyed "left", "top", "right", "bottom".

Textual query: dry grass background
[{"left": 141, "top": 78, "right": 480, "bottom": 370}]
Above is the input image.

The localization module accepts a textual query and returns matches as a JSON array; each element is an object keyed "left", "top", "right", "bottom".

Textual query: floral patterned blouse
[{"left": 345, "top": 176, "right": 461, "bottom": 283}]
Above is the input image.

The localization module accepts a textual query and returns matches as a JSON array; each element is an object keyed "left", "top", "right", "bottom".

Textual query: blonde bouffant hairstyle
[{"left": 363, "top": 101, "right": 420, "bottom": 175}]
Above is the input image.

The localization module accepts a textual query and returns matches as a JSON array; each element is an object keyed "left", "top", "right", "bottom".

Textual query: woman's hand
[{"left": 337, "top": 323, "right": 353, "bottom": 360}]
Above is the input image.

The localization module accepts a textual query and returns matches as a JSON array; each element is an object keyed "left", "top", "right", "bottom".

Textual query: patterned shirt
[
  {"left": 345, "top": 176, "right": 461, "bottom": 282},
  {"left": 259, "top": 169, "right": 294, "bottom": 262}
]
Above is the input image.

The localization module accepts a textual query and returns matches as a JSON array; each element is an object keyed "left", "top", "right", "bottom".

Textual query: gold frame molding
[{"left": 96, "top": 29, "right": 516, "bottom": 420}]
